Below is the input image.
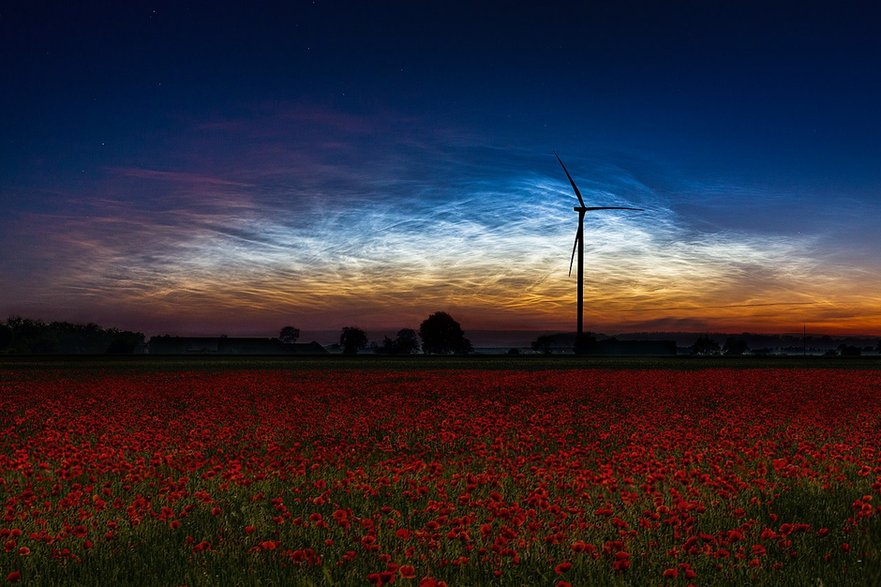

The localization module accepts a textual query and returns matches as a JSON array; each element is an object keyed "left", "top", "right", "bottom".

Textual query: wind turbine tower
[{"left": 555, "top": 153, "right": 643, "bottom": 347}]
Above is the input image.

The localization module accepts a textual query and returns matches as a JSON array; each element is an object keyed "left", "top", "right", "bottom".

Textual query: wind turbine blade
[
  {"left": 585, "top": 206, "right": 644, "bottom": 211},
  {"left": 568, "top": 231, "right": 579, "bottom": 277},
  {"left": 554, "top": 152, "right": 586, "bottom": 208}
]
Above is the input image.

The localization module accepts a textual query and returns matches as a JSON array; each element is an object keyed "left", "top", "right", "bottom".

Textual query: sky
[{"left": 2, "top": 1, "right": 880, "bottom": 337}]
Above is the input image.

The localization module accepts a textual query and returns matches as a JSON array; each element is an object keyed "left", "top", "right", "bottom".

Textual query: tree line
[
  {"left": 0, "top": 311, "right": 472, "bottom": 356},
  {"left": 688, "top": 334, "right": 880, "bottom": 357},
  {"left": 0, "top": 317, "right": 145, "bottom": 354},
  {"left": 529, "top": 332, "right": 881, "bottom": 356},
  {"left": 282, "top": 311, "right": 472, "bottom": 355}
]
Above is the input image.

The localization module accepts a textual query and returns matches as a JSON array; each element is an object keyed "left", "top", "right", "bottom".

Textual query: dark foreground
[{"left": 1, "top": 362, "right": 880, "bottom": 585}]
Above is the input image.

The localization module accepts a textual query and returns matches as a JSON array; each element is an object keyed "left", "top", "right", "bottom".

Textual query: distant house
[
  {"left": 582, "top": 339, "right": 677, "bottom": 357},
  {"left": 147, "top": 336, "right": 327, "bottom": 355}
]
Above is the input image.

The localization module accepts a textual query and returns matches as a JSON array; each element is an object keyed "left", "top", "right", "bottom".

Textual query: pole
[{"left": 577, "top": 221, "right": 584, "bottom": 339}]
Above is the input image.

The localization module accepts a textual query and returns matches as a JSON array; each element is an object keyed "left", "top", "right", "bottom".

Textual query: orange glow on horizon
[{"left": 3, "top": 154, "right": 880, "bottom": 338}]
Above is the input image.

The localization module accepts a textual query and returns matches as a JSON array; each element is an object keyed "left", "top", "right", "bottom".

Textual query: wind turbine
[{"left": 555, "top": 153, "right": 643, "bottom": 347}]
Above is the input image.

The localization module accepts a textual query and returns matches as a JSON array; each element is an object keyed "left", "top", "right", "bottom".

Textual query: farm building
[
  {"left": 147, "top": 336, "right": 327, "bottom": 355},
  {"left": 581, "top": 339, "right": 677, "bottom": 356}
]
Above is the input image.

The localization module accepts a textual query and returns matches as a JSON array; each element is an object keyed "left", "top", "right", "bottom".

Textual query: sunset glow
[{"left": 2, "top": 3, "right": 879, "bottom": 337}]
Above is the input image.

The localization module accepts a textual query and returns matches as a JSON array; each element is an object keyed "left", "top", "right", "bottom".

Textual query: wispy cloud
[
  {"left": 2, "top": 103, "right": 879, "bottom": 335},
  {"left": 110, "top": 167, "right": 253, "bottom": 187}
]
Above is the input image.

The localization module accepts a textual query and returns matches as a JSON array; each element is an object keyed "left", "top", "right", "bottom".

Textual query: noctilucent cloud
[{"left": 2, "top": 2, "right": 879, "bottom": 336}]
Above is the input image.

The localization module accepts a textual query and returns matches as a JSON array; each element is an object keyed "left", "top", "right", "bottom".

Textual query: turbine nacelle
[{"left": 577, "top": 206, "right": 645, "bottom": 212}]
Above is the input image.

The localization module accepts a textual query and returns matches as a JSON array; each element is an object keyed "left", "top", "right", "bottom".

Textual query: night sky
[{"left": 2, "top": 1, "right": 880, "bottom": 337}]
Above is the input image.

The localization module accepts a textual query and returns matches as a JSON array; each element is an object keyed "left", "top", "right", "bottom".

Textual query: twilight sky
[{"left": 2, "top": 1, "right": 880, "bottom": 336}]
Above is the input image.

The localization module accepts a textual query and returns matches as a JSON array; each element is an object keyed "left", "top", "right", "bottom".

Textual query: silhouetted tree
[
  {"left": 876, "top": 339, "right": 881, "bottom": 354},
  {"left": 279, "top": 326, "right": 300, "bottom": 344},
  {"left": 574, "top": 332, "right": 597, "bottom": 355},
  {"left": 52, "top": 321, "right": 105, "bottom": 353},
  {"left": 531, "top": 334, "right": 555, "bottom": 355},
  {"left": 691, "top": 335, "right": 720, "bottom": 356},
  {"left": 0, "top": 323, "right": 11, "bottom": 353},
  {"left": 838, "top": 343, "right": 862, "bottom": 357},
  {"left": 419, "top": 312, "right": 471, "bottom": 355},
  {"left": 340, "top": 327, "right": 368, "bottom": 355},
  {"left": 2, "top": 316, "right": 144, "bottom": 354},
  {"left": 9, "top": 317, "right": 59, "bottom": 353},
  {"left": 395, "top": 328, "right": 420, "bottom": 355},
  {"left": 106, "top": 329, "right": 145, "bottom": 354},
  {"left": 375, "top": 337, "right": 394, "bottom": 354},
  {"left": 377, "top": 328, "right": 420, "bottom": 355},
  {"left": 722, "top": 337, "right": 749, "bottom": 356}
]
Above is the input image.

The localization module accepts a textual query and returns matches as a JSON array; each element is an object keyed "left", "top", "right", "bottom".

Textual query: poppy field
[{"left": 1, "top": 366, "right": 881, "bottom": 585}]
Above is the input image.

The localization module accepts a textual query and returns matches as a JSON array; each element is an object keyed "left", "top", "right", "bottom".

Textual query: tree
[
  {"left": 376, "top": 329, "right": 423, "bottom": 355},
  {"left": 1, "top": 316, "right": 144, "bottom": 354},
  {"left": 106, "top": 329, "right": 145, "bottom": 354},
  {"left": 393, "top": 328, "right": 420, "bottom": 355},
  {"left": 418, "top": 312, "right": 472, "bottom": 355},
  {"left": 722, "top": 337, "right": 749, "bottom": 356},
  {"left": 279, "top": 326, "right": 300, "bottom": 344},
  {"left": 574, "top": 332, "right": 597, "bottom": 355},
  {"left": 0, "top": 323, "right": 11, "bottom": 352},
  {"left": 876, "top": 339, "right": 881, "bottom": 354},
  {"left": 340, "top": 327, "right": 368, "bottom": 355},
  {"left": 531, "top": 334, "right": 555, "bottom": 355},
  {"left": 691, "top": 335, "right": 720, "bottom": 356},
  {"left": 376, "top": 337, "right": 394, "bottom": 354},
  {"left": 6, "top": 316, "right": 46, "bottom": 353},
  {"left": 838, "top": 343, "right": 862, "bottom": 357}
]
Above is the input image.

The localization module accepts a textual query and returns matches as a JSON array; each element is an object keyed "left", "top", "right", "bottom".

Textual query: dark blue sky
[{"left": 2, "top": 1, "right": 880, "bottom": 335}]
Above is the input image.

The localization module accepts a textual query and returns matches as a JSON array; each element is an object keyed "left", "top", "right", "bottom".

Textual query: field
[{"left": 2, "top": 360, "right": 881, "bottom": 585}]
